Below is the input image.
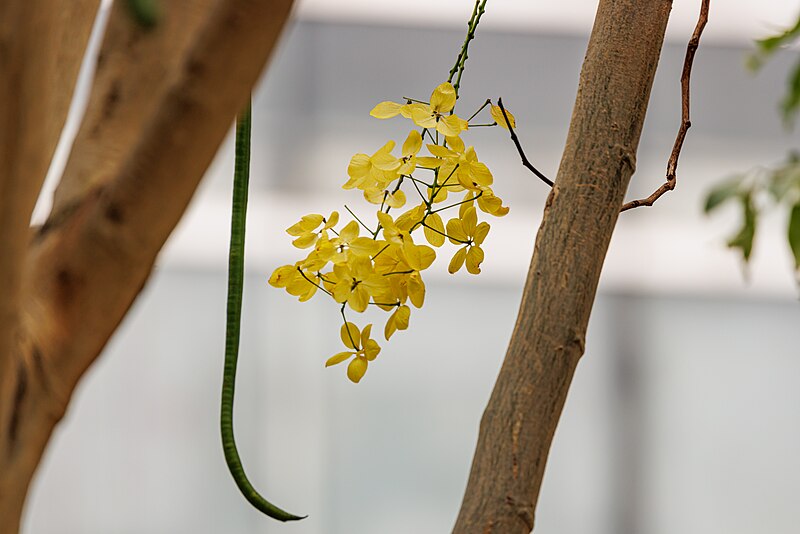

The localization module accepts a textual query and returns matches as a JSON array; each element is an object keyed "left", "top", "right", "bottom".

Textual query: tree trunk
[
  {"left": 0, "top": 2, "right": 294, "bottom": 532},
  {"left": 453, "top": 1, "right": 672, "bottom": 532}
]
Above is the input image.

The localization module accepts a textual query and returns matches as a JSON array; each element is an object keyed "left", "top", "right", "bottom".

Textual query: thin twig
[
  {"left": 620, "top": 0, "right": 709, "bottom": 212},
  {"left": 497, "top": 98, "right": 553, "bottom": 187}
]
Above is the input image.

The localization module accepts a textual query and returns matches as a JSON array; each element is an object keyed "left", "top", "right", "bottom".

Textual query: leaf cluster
[{"left": 705, "top": 153, "right": 800, "bottom": 269}]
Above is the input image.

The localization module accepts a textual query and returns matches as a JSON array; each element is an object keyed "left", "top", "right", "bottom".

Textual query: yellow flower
[
  {"left": 326, "top": 322, "right": 381, "bottom": 383},
  {"left": 490, "top": 104, "right": 516, "bottom": 129},
  {"left": 327, "top": 255, "right": 386, "bottom": 312},
  {"left": 376, "top": 211, "right": 436, "bottom": 272},
  {"left": 446, "top": 205, "right": 490, "bottom": 274},
  {"left": 399, "top": 130, "right": 422, "bottom": 175},
  {"left": 459, "top": 189, "right": 509, "bottom": 218},
  {"left": 384, "top": 304, "right": 411, "bottom": 340},
  {"left": 428, "top": 143, "right": 492, "bottom": 192},
  {"left": 344, "top": 141, "right": 401, "bottom": 191},
  {"left": 370, "top": 83, "right": 468, "bottom": 137},
  {"left": 268, "top": 264, "right": 321, "bottom": 301},
  {"left": 286, "top": 212, "right": 339, "bottom": 249}
]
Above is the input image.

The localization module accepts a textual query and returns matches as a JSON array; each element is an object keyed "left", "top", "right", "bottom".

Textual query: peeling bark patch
[
  {"left": 56, "top": 267, "right": 82, "bottom": 305},
  {"left": 32, "top": 345, "right": 49, "bottom": 393},
  {"left": 105, "top": 202, "right": 124, "bottom": 224},
  {"left": 505, "top": 495, "right": 535, "bottom": 531},
  {"left": 102, "top": 79, "right": 121, "bottom": 120},
  {"left": 481, "top": 520, "right": 494, "bottom": 534},
  {"left": 7, "top": 362, "right": 27, "bottom": 450}
]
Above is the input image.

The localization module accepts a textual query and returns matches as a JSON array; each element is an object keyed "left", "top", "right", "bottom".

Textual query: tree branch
[
  {"left": 0, "top": 1, "right": 294, "bottom": 531},
  {"left": 453, "top": 1, "right": 672, "bottom": 532},
  {"left": 0, "top": 0, "right": 99, "bottom": 385},
  {"left": 51, "top": 0, "right": 218, "bottom": 214},
  {"left": 0, "top": 2, "right": 100, "bottom": 531},
  {"left": 621, "top": 0, "right": 709, "bottom": 212}
]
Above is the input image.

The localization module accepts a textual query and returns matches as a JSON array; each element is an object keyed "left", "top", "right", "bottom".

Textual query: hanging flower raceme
[{"left": 269, "top": 80, "right": 518, "bottom": 383}]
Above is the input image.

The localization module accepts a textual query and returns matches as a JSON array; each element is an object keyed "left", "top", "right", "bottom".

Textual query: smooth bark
[
  {"left": 453, "top": 1, "right": 672, "bottom": 532},
  {"left": 0, "top": 2, "right": 294, "bottom": 532}
]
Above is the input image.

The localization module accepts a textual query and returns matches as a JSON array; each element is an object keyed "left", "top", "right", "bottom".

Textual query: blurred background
[{"left": 24, "top": 1, "right": 800, "bottom": 533}]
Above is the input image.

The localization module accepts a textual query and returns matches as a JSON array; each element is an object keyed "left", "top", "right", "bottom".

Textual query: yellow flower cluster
[{"left": 270, "top": 82, "right": 514, "bottom": 383}]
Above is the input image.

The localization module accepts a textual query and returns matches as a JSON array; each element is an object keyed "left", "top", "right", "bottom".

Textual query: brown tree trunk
[
  {"left": 453, "top": 1, "right": 672, "bottom": 532},
  {"left": 0, "top": 2, "right": 294, "bottom": 532}
]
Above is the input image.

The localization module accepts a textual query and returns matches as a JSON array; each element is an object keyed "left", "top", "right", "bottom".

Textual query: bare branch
[
  {"left": 497, "top": 98, "right": 553, "bottom": 187},
  {"left": 621, "top": 0, "right": 709, "bottom": 212}
]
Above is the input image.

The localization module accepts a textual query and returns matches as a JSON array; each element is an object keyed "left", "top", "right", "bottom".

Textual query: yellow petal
[
  {"left": 386, "top": 190, "right": 407, "bottom": 209},
  {"left": 466, "top": 245, "right": 485, "bottom": 274},
  {"left": 339, "top": 220, "right": 360, "bottom": 242},
  {"left": 326, "top": 351, "right": 353, "bottom": 367},
  {"left": 376, "top": 211, "right": 395, "bottom": 231},
  {"left": 350, "top": 237, "right": 383, "bottom": 257},
  {"left": 349, "top": 285, "right": 370, "bottom": 312},
  {"left": 430, "top": 82, "right": 456, "bottom": 113},
  {"left": 364, "top": 187, "right": 386, "bottom": 205},
  {"left": 347, "top": 154, "right": 371, "bottom": 180},
  {"left": 363, "top": 339, "right": 381, "bottom": 361},
  {"left": 477, "top": 191, "right": 509, "bottom": 216},
  {"left": 292, "top": 233, "right": 319, "bottom": 249},
  {"left": 448, "top": 247, "right": 467, "bottom": 274},
  {"left": 429, "top": 187, "right": 449, "bottom": 205},
  {"left": 371, "top": 153, "right": 400, "bottom": 172},
  {"left": 427, "top": 144, "right": 457, "bottom": 158},
  {"left": 370, "top": 101, "right": 403, "bottom": 119},
  {"left": 287, "top": 213, "right": 324, "bottom": 235},
  {"left": 470, "top": 161, "right": 493, "bottom": 186},
  {"left": 473, "top": 221, "right": 490, "bottom": 246},
  {"left": 402, "top": 130, "right": 422, "bottom": 156},
  {"left": 415, "top": 156, "right": 442, "bottom": 169},
  {"left": 360, "top": 323, "right": 373, "bottom": 341},
  {"left": 333, "top": 281, "right": 351, "bottom": 303},
  {"left": 446, "top": 135, "right": 465, "bottom": 153},
  {"left": 436, "top": 114, "right": 465, "bottom": 137},
  {"left": 459, "top": 193, "right": 475, "bottom": 219},
  {"left": 410, "top": 105, "right": 437, "bottom": 129},
  {"left": 268, "top": 265, "right": 297, "bottom": 288},
  {"left": 490, "top": 104, "right": 516, "bottom": 129},
  {"left": 408, "top": 274, "right": 425, "bottom": 308},
  {"left": 341, "top": 322, "right": 361, "bottom": 349},
  {"left": 287, "top": 273, "right": 316, "bottom": 298},
  {"left": 347, "top": 357, "right": 368, "bottom": 383},
  {"left": 394, "top": 305, "right": 411, "bottom": 330},
  {"left": 323, "top": 211, "right": 340, "bottom": 230},
  {"left": 394, "top": 204, "right": 426, "bottom": 231},
  {"left": 402, "top": 241, "right": 422, "bottom": 271},
  {"left": 423, "top": 212, "right": 445, "bottom": 247},
  {"left": 446, "top": 218, "right": 467, "bottom": 243},
  {"left": 384, "top": 314, "right": 397, "bottom": 340},
  {"left": 416, "top": 245, "right": 436, "bottom": 270},
  {"left": 462, "top": 206, "right": 478, "bottom": 236}
]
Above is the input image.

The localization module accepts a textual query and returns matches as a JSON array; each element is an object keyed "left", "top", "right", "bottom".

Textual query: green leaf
[
  {"left": 126, "top": 0, "right": 160, "bottom": 29},
  {"left": 780, "top": 58, "right": 800, "bottom": 127},
  {"left": 788, "top": 203, "right": 800, "bottom": 269},
  {"left": 767, "top": 156, "right": 800, "bottom": 201},
  {"left": 754, "top": 15, "right": 800, "bottom": 56},
  {"left": 727, "top": 192, "right": 758, "bottom": 262},
  {"left": 704, "top": 178, "right": 743, "bottom": 213}
]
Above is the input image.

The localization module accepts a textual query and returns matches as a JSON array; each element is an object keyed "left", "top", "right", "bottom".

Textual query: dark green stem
[
  {"left": 221, "top": 103, "right": 306, "bottom": 522},
  {"left": 447, "top": 0, "right": 488, "bottom": 98}
]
